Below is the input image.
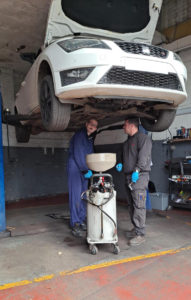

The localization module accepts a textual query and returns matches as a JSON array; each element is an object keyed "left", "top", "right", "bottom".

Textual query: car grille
[
  {"left": 115, "top": 42, "right": 168, "bottom": 59},
  {"left": 98, "top": 67, "right": 183, "bottom": 91}
]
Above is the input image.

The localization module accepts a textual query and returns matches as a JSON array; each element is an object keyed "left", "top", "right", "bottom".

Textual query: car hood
[{"left": 44, "top": 0, "right": 163, "bottom": 46}]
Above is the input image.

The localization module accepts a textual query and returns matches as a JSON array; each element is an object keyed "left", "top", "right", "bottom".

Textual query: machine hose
[{"left": 81, "top": 190, "right": 117, "bottom": 237}]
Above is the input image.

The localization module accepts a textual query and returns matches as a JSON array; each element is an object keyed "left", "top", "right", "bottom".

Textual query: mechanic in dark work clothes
[{"left": 116, "top": 117, "right": 152, "bottom": 246}]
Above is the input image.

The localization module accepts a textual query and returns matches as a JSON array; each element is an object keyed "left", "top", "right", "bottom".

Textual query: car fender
[
  {"left": 15, "top": 57, "right": 40, "bottom": 115},
  {"left": 36, "top": 52, "right": 58, "bottom": 99}
]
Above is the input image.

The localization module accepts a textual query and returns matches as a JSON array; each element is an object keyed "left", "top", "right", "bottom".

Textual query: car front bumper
[{"left": 48, "top": 43, "right": 187, "bottom": 107}]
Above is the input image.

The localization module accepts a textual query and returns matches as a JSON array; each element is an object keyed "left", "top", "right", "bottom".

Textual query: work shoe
[
  {"left": 129, "top": 235, "right": 145, "bottom": 246},
  {"left": 71, "top": 223, "right": 83, "bottom": 237},
  {"left": 126, "top": 228, "right": 136, "bottom": 238},
  {"left": 80, "top": 222, "right": 87, "bottom": 231}
]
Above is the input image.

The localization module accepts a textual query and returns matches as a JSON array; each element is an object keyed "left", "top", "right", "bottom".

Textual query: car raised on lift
[{"left": 15, "top": 0, "right": 187, "bottom": 142}]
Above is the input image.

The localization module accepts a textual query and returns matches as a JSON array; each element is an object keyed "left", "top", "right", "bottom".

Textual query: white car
[{"left": 15, "top": 0, "right": 187, "bottom": 142}]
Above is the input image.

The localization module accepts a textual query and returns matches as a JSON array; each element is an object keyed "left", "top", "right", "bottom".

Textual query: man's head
[
  {"left": 86, "top": 118, "right": 98, "bottom": 135},
  {"left": 123, "top": 117, "right": 139, "bottom": 136}
]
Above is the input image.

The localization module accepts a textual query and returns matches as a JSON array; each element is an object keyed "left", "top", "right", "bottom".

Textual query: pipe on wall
[{"left": 0, "top": 90, "right": 6, "bottom": 232}]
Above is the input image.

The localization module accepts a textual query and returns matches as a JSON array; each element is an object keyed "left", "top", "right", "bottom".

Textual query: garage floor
[{"left": 0, "top": 202, "right": 191, "bottom": 299}]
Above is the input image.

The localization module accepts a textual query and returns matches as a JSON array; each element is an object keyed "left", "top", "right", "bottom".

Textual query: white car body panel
[
  {"left": 44, "top": 0, "right": 163, "bottom": 45},
  {"left": 15, "top": 0, "right": 187, "bottom": 133},
  {"left": 16, "top": 59, "right": 40, "bottom": 115},
  {"left": 15, "top": 38, "right": 187, "bottom": 114}
]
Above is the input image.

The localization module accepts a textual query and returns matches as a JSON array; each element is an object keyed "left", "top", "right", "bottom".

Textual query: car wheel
[
  {"left": 40, "top": 75, "right": 71, "bottom": 131},
  {"left": 15, "top": 125, "right": 31, "bottom": 143},
  {"left": 140, "top": 109, "right": 176, "bottom": 132}
]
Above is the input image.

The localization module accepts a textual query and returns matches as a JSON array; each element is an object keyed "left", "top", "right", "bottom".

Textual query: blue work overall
[{"left": 67, "top": 128, "right": 94, "bottom": 228}]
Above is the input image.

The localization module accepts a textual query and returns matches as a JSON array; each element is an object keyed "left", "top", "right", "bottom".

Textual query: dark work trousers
[
  {"left": 125, "top": 173, "right": 149, "bottom": 236},
  {"left": 67, "top": 158, "right": 88, "bottom": 228}
]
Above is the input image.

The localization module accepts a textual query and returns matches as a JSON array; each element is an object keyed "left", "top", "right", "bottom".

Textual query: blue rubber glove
[
  {"left": 84, "top": 170, "right": 93, "bottom": 179},
  {"left": 116, "top": 163, "right": 123, "bottom": 172},
  {"left": 131, "top": 171, "right": 139, "bottom": 183}
]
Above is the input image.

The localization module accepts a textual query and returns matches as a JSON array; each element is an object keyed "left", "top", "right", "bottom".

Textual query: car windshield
[{"left": 61, "top": 0, "right": 150, "bottom": 34}]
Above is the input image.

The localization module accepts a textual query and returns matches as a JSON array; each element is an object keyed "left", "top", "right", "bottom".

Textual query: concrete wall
[{"left": 159, "top": 0, "right": 191, "bottom": 30}]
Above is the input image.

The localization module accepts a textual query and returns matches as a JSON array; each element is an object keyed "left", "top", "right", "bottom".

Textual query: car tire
[
  {"left": 40, "top": 75, "right": 71, "bottom": 131},
  {"left": 15, "top": 125, "right": 31, "bottom": 143},
  {"left": 140, "top": 109, "right": 176, "bottom": 132}
]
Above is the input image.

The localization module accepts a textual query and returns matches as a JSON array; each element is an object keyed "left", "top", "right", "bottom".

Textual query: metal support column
[{"left": 0, "top": 90, "right": 6, "bottom": 232}]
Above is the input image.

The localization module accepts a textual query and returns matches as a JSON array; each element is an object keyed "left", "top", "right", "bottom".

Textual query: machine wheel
[
  {"left": 89, "top": 244, "right": 98, "bottom": 255},
  {"left": 140, "top": 109, "right": 176, "bottom": 132},
  {"left": 40, "top": 75, "right": 71, "bottom": 131},
  {"left": 112, "top": 244, "right": 120, "bottom": 255},
  {"left": 15, "top": 124, "right": 31, "bottom": 143}
]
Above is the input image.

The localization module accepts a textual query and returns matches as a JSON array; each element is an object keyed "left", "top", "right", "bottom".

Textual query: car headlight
[
  {"left": 60, "top": 67, "right": 94, "bottom": 86},
  {"left": 58, "top": 39, "right": 110, "bottom": 53},
  {"left": 173, "top": 52, "right": 182, "bottom": 62}
]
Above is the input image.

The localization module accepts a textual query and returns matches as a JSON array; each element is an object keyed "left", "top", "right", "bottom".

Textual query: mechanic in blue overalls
[{"left": 67, "top": 118, "right": 98, "bottom": 237}]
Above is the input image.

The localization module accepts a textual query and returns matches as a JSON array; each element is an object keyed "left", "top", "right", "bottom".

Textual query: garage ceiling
[{"left": 0, "top": 0, "right": 51, "bottom": 74}]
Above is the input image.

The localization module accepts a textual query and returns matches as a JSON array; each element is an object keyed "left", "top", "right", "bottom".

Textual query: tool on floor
[
  {"left": 45, "top": 212, "right": 70, "bottom": 220},
  {"left": 81, "top": 153, "right": 120, "bottom": 255}
]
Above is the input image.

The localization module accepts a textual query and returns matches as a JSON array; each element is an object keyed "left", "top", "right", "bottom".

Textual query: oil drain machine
[{"left": 81, "top": 153, "right": 120, "bottom": 255}]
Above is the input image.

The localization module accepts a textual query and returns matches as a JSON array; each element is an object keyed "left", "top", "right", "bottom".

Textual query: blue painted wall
[
  {"left": 3, "top": 147, "right": 69, "bottom": 201},
  {"left": 2, "top": 140, "right": 191, "bottom": 202}
]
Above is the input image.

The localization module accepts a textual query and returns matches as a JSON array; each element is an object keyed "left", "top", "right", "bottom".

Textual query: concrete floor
[{"left": 0, "top": 202, "right": 191, "bottom": 299}]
